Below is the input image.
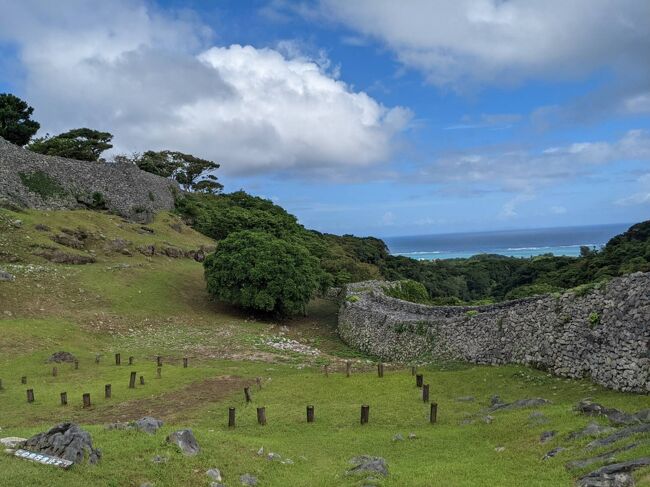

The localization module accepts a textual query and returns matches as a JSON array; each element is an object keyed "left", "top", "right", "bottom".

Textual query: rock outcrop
[{"left": 338, "top": 272, "right": 650, "bottom": 392}]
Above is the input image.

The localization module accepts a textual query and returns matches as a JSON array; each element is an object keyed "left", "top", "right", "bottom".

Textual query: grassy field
[{"left": 1, "top": 208, "right": 649, "bottom": 486}]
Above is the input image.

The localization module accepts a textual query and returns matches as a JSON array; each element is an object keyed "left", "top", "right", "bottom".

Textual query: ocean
[{"left": 384, "top": 223, "right": 631, "bottom": 260}]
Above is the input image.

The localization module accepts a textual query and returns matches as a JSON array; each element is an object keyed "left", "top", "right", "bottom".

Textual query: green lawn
[{"left": 1, "top": 208, "right": 650, "bottom": 486}]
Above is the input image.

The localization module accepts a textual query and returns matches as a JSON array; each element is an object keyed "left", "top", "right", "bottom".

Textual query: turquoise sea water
[{"left": 384, "top": 223, "right": 631, "bottom": 260}]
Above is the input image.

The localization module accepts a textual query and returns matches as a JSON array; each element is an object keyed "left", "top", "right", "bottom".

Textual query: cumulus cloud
[
  {"left": 317, "top": 0, "right": 650, "bottom": 90},
  {"left": 0, "top": 0, "right": 410, "bottom": 177},
  {"left": 616, "top": 173, "right": 650, "bottom": 206},
  {"left": 413, "top": 129, "right": 650, "bottom": 192}
]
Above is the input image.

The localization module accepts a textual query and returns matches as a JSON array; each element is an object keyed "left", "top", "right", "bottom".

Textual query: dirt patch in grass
[{"left": 73, "top": 375, "right": 251, "bottom": 424}]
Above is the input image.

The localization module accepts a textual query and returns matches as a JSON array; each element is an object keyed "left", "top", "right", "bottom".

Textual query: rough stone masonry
[
  {"left": 0, "top": 136, "right": 177, "bottom": 222},
  {"left": 338, "top": 272, "right": 650, "bottom": 392}
]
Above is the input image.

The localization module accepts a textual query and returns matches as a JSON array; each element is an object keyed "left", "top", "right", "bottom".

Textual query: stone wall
[
  {"left": 0, "top": 137, "right": 178, "bottom": 222},
  {"left": 338, "top": 274, "right": 650, "bottom": 392}
]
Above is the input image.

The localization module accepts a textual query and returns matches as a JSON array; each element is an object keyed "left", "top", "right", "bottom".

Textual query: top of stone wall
[{"left": 0, "top": 136, "right": 178, "bottom": 222}]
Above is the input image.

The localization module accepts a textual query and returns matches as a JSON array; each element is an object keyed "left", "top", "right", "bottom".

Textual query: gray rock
[
  {"left": 565, "top": 443, "right": 639, "bottom": 470},
  {"left": 267, "top": 452, "right": 282, "bottom": 461},
  {"left": 490, "top": 398, "right": 550, "bottom": 412},
  {"left": 206, "top": 468, "right": 222, "bottom": 482},
  {"left": 408, "top": 432, "right": 417, "bottom": 439},
  {"left": 542, "top": 447, "right": 566, "bottom": 460},
  {"left": 540, "top": 431, "right": 556, "bottom": 444},
  {"left": 568, "top": 422, "right": 615, "bottom": 440},
  {"left": 240, "top": 473, "right": 258, "bottom": 486},
  {"left": 392, "top": 433, "right": 404, "bottom": 441},
  {"left": 529, "top": 411, "right": 549, "bottom": 424},
  {"left": 151, "top": 455, "right": 168, "bottom": 464},
  {"left": 587, "top": 424, "right": 650, "bottom": 449},
  {"left": 0, "top": 270, "right": 14, "bottom": 282},
  {"left": 576, "top": 400, "right": 639, "bottom": 425},
  {"left": 577, "top": 458, "right": 650, "bottom": 486},
  {"left": 20, "top": 423, "right": 101, "bottom": 464},
  {"left": 134, "top": 417, "right": 163, "bottom": 434},
  {"left": 482, "top": 415, "right": 494, "bottom": 424},
  {"left": 166, "top": 429, "right": 200, "bottom": 456},
  {"left": 47, "top": 351, "right": 77, "bottom": 363},
  {"left": 0, "top": 437, "right": 27, "bottom": 449},
  {"left": 348, "top": 455, "right": 389, "bottom": 477}
]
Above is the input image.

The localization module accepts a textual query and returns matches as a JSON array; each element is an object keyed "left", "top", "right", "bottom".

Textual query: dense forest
[{"left": 176, "top": 191, "right": 650, "bottom": 305}]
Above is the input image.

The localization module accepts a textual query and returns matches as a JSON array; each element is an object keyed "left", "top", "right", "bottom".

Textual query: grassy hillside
[{"left": 1, "top": 208, "right": 650, "bottom": 486}]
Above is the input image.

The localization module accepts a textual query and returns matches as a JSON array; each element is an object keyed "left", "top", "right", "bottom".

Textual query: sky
[{"left": 0, "top": 0, "right": 649, "bottom": 237}]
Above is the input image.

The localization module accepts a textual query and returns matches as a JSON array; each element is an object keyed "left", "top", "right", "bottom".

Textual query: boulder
[
  {"left": 1, "top": 437, "right": 27, "bottom": 449},
  {"left": 348, "top": 455, "right": 389, "bottom": 477},
  {"left": 568, "top": 422, "right": 615, "bottom": 440},
  {"left": 206, "top": 468, "right": 222, "bottom": 482},
  {"left": 134, "top": 417, "right": 163, "bottom": 435},
  {"left": 0, "top": 270, "right": 14, "bottom": 281},
  {"left": 578, "top": 458, "right": 650, "bottom": 487},
  {"left": 240, "top": 473, "right": 258, "bottom": 486},
  {"left": 166, "top": 429, "right": 200, "bottom": 456},
  {"left": 20, "top": 423, "right": 101, "bottom": 464},
  {"left": 587, "top": 424, "right": 650, "bottom": 449},
  {"left": 47, "top": 351, "right": 77, "bottom": 363}
]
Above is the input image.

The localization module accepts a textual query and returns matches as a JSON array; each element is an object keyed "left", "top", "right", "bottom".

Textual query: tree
[
  {"left": 28, "top": 128, "right": 113, "bottom": 161},
  {"left": 135, "top": 150, "right": 222, "bottom": 194},
  {"left": 203, "top": 230, "right": 324, "bottom": 316},
  {"left": 0, "top": 93, "right": 40, "bottom": 146}
]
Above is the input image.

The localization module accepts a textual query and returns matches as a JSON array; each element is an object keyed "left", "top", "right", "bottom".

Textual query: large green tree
[
  {"left": 204, "top": 230, "right": 324, "bottom": 316},
  {"left": 28, "top": 128, "right": 113, "bottom": 161},
  {"left": 135, "top": 150, "right": 222, "bottom": 194},
  {"left": 0, "top": 93, "right": 40, "bottom": 146}
]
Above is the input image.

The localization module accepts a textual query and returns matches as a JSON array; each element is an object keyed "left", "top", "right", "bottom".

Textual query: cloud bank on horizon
[{"left": 0, "top": 0, "right": 649, "bottom": 235}]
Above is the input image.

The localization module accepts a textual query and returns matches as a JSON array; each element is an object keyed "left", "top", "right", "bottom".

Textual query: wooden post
[
  {"left": 430, "top": 402, "right": 438, "bottom": 424},
  {"left": 422, "top": 384, "right": 430, "bottom": 403},
  {"left": 156, "top": 367, "right": 161, "bottom": 379},
  {"left": 52, "top": 366, "right": 58, "bottom": 377},
  {"left": 105, "top": 384, "right": 111, "bottom": 399},
  {"left": 157, "top": 356, "right": 162, "bottom": 367},
  {"left": 128, "top": 356, "right": 134, "bottom": 365},
  {"left": 140, "top": 375, "right": 145, "bottom": 386},
  {"left": 360, "top": 404, "right": 369, "bottom": 425},
  {"left": 60, "top": 391, "right": 67, "bottom": 406},
  {"left": 129, "top": 371, "right": 136, "bottom": 389},
  {"left": 26, "top": 389, "right": 34, "bottom": 403},
  {"left": 306, "top": 405, "right": 315, "bottom": 423},
  {"left": 378, "top": 363, "right": 384, "bottom": 378},
  {"left": 0, "top": 378, "right": 3, "bottom": 390},
  {"left": 115, "top": 353, "right": 121, "bottom": 366},
  {"left": 244, "top": 386, "right": 252, "bottom": 403},
  {"left": 346, "top": 361, "right": 351, "bottom": 377},
  {"left": 256, "top": 407, "right": 267, "bottom": 425},
  {"left": 82, "top": 393, "right": 91, "bottom": 408},
  {"left": 74, "top": 360, "right": 79, "bottom": 370},
  {"left": 411, "top": 366, "right": 416, "bottom": 376},
  {"left": 256, "top": 377, "right": 262, "bottom": 390},
  {"left": 21, "top": 376, "right": 27, "bottom": 384},
  {"left": 228, "top": 407, "right": 236, "bottom": 428},
  {"left": 95, "top": 354, "right": 101, "bottom": 364},
  {"left": 183, "top": 357, "right": 188, "bottom": 368},
  {"left": 324, "top": 364, "right": 329, "bottom": 377},
  {"left": 416, "top": 374, "right": 423, "bottom": 388}
]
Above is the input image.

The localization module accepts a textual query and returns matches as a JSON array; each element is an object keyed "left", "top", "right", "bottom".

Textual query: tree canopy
[
  {"left": 0, "top": 93, "right": 40, "bottom": 146},
  {"left": 28, "top": 128, "right": 113, "bottom": 161},
  {"left": 203, "top": 230, "right": 325, "bottom": 316},
  {"left": 135, "top": 150, "right": 222, "bottom": 194}
]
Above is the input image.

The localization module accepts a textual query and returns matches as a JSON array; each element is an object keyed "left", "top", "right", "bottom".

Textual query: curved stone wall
[{"left": 338, "top": 274, "right": 650, "bottom": 392}]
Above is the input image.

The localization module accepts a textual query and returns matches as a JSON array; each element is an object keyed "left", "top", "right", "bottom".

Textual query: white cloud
[
  {"left": 0, "top": 0, "right": 410, "bottom": 177},
  {"left": 414, "top": 129, "right": 650, "bottom": 192},
  {"left": 550, "top": 206, "right": 567, "bottom": 215},
  {"left": 616, "top": 173, "right": 650, "bottom": 206},
  {"left": 381, "top": 211, "right": 396, "bottom": 225},
  {"left": 318, "top": 0, "right": 650, "bottom": 89}
]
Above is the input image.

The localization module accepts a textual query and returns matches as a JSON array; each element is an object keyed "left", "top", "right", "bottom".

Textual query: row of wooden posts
[{"left": 7, "top": 356, "right": 439, "bottom": 425}]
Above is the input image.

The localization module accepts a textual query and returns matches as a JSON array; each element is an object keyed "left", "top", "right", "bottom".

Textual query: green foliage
[
  {"left": 346, "top": 295, "right": 359, "bottom": 303},
  {"left": 0, "top": 93, "right": 40, "bottom": 146},
  {"left": 133, "top": 150, "right": 222, "bottom": 194},
  {"left": 384, "top": 279, "right": 430, "bottom": 304},
  {"left": 465, "top": 310, "right": 479, "bottom": 317},
  {"left": 504, "top": 283, "right": 563, "bottom": 300},
  {"left": 28, "top": 128, "right": 113, "bottom": 161},
  {"left": 203, "top": 230, "right": 325, "bottom": 316},
  {"left": 589, "top": 311, "right": 601, "bottom": 328},
  {"left": 18, "top": 171, "right": 66, "bottom": 199}
]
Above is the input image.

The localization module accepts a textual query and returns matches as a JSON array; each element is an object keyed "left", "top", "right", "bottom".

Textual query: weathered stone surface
[
  {"left": 489, "top": 398, "right": 550, "bottom": 412},
  {"left": 577, "top": 473, "right": 634, "bottom": 487},
  {"left": 565, "top": 443, "right": 639, "bottom": 470},
  {"left": 338, "top": 273, "right": 650, "bottom": 393},
  {"left": 20, "top": 423, "right": 101, "bottom": 464},
  {"left": 240, "top": 473, "right": 258, "bottom": 486},
  {"left": 568, "top": 422, "right": 615, "bottom": 440},
  {"left": 348, "top": 456, "right": 389, "bottom": 477},
  {"left": 576, "top": 400, "right": 640, "bottom": 425},
  {"left": 542, "top": 447, "right": 566, "bottom": 460},
  {"left": 134, "top": 417, "right": 163, "bottom": 434},
  {"left": 166, "top": 429, "right": 199, "bottom": 456},
  {"left": 578, "top": 458, "right": 650, "bottom": 487},
  {"left": 0, "top": 269, "right": 15, "bottom": 281},
  {"left": 0, "top": 437, "right": 27, "bottom": 449},
  {"left": 540, "top": 431, "right": 557, "bottom": 444},
  {"left": 587, "top": 424, "right": 650, "bottom": 449},
  {"left": 35, "top": 249, "right": 96, "bottom": 265},
  {"left": 206, "top": 468, "right": 222, "bottom": 482},
  {"left": 47, "top": 351, "right": 77, "bottom": 363},
  {"left": 0, "top": 136, "right": 177, "bottom": 222}
]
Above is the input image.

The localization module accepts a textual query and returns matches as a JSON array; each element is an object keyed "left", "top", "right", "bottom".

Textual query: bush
[
  {"left": 384, "top": 279, "right": 430, "bottom": 304},
  {"left": 203, "top": 231, "right": 325, "bottom": 316},
  {"left": 19, "top": 171, "right": 66, "bottom": 199}
]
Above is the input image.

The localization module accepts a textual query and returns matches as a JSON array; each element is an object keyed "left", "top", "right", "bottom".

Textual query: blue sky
[{"left": 1, "top": 0, "right": 649, "bottom": 237}]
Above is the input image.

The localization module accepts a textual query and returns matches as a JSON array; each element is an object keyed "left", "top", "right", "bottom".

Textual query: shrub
[
  {"left": 384, "top": 279, "right": 430, "bottom": 304},
  {"left": 19, "top": 171, "right": 66, "bottom": 199},
  {"left": 589, "top": 311, "right": 601, "bottom": 328},
  {"left": 204, "top": 230, "right": 325, "bottom": 316}
]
